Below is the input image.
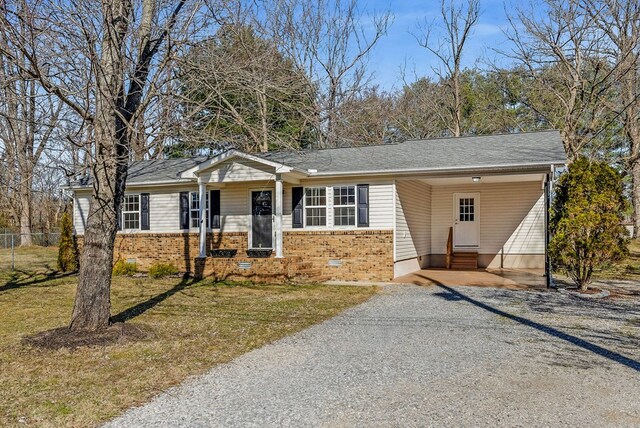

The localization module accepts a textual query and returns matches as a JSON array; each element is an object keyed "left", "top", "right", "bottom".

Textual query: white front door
[{"left": 453, "top": 193, "right": 479, "bottom": 248}]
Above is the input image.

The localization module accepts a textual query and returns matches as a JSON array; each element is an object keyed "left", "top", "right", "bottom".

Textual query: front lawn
[{"left": 0, "top": 247, "right": 376, "bottom": 427}]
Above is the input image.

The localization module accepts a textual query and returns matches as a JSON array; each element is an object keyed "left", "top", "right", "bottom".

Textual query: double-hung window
[
  {"left": 333, "top": 186, "right": 356, "bottom": 226},
  {"left": 122, "top": 194, "right": 140, "bottom": 229},
  {"left": 190, "top": 191, "right": 209, "bottom": 228},
  {"left": 304, "top": 187, "right": 327, "bottom": 226}
]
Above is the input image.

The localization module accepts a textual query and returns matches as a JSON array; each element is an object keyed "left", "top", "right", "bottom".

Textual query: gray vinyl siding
[{"left": 395, "top": 180, "right": 431, "bottom": 261}]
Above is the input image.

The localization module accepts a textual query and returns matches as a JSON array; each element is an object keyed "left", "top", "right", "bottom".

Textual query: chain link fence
[
  {"left": 0, "top": 230, "right": 61, "bottom": 249},
  {"left": 0, "top": 231, "right": 60, "bottom": 272}
]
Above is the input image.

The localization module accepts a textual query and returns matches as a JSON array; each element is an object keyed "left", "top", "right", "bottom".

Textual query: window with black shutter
[
  {"left": 210, "top": 189, "right": 220, "bottom": 229},
  {"left": 292, "top": 187, "right": 304, "bottom": 228},
  {"left": 357, "top": 184, "right": 369, "bottom": 227},
  {"left": 140, "top": 193, "right": 150, "bottom": 230},
  {"left": 179, "top": 191, "right": 189, "bottom": 229}
]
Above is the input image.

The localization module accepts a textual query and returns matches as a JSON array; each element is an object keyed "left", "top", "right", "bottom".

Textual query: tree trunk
[
  {"left": 70, "top": 135, "right": 127, "bottom": 330},
  {"left": 19, "top": 179, "right": 32, "bottom": 246},
  {"left": 70, "top": 0, "right": 131, "bottom": 331},
  {"left": 69, "top": 195, "right": 116, "bottom": 330},
  {"left": 633, "top": 160, "right": 640, "bottom": 239},
  {"left": 452, "top": 71, "right": 461, "bottom": 137}
]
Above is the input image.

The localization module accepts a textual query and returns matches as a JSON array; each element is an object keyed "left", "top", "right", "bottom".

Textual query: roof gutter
[
  {"left": 65, "top": 178, "right": 197, "bottom": 191},
  {"left": 306, "top": 161, "right": 567, "bottom": 178}
]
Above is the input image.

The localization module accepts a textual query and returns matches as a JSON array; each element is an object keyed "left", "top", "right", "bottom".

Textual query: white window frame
[
  {"left": 122, "top": 194, "right": 141, "bottom": 230},
  {"left": 189, "top": 191, "right": 209, "bottom": 229},
  {"left": 303, "top": 187, "right": 327, "bottom": 227},
  {"left": 332, "top": 185, "right": 357, "bottom": 227},
  {"left": 301, "top": 185, "right": 362, "bottom": 229}
]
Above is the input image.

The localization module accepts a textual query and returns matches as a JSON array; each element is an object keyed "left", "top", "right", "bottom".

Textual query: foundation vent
[
  {"left": 238, "top": 262, "right": 252, "bottom": 269},
  {"left": 328, "top": 259, "right": 343, "bottom": 267}
]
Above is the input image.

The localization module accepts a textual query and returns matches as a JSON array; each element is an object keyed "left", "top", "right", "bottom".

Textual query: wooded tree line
[{"left": 0, "top": 0, "right": 637, "bottom": 330}]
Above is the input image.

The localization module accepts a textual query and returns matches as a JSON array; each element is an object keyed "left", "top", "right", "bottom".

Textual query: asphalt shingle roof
[
  {"left": 70, "top": 131, "right": 565, "bottom": 187},
  {"left": 259, "top": 130, "right": 566, "bottom": 174},
  {"left": 71, "top": 157, "right": 208, "bottom": 187}
]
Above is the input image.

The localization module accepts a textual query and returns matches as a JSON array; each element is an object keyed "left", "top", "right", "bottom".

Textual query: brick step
[
  {"left": 296, "top": 261, "right": 313, "bottom": 269},
  {"left": 297, "top": 268, "right": 322, "bottom": 276}
]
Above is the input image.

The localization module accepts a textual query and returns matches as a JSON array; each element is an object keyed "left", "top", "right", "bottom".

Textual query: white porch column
[
  {"left": 198, "top": 179, "right": 207, "bottom": 258},
  {"left": 274, "top": 174, "right": 283, "bottom": 258}
]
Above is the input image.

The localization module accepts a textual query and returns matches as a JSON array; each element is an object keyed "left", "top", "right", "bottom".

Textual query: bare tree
[
  {"left": 257, "top": 0, "right": 391, "bottom": 147},
  {"left": 415, "top": 0, "right": 480, "bottom": 137},
  {"left": 582, "top": 0, "right": 640, "bottom": 237},
  {"left": 0, "top": 0, "right": 214, "bottom": 331},
  {"left": 175, "top": 22, "right": 316, "bottom": 154},
  {"left": 0, "top": 13, "right": 62, "bottom": 246},
  {"left": 504, "top": 0, "right": 618, "bottom": 159}
]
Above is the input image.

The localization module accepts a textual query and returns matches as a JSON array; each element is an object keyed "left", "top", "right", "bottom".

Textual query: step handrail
[{"left": 446, "top": 226, "right": 453, "bottom": 269}]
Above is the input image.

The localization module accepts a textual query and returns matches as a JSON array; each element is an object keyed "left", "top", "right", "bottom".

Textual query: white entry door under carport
[{"left": 453, "top": 192, "right": 479, "bottom": 248}]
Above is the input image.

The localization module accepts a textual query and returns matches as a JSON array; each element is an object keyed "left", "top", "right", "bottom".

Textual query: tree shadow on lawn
[
  {"left": 0, "top": 269, "right": 75, "bottom": 293},
  {"left": 427, "top": 280, "right": 640, "bottom": 373},
  {"left": 110, "top": 275, "right": 199, "bottom": 324},
  {"left": 25, "top": 275, "right": 201, "bottom": 350}
]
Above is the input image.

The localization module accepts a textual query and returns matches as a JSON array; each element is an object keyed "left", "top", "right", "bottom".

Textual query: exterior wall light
[{"left": 472, "top": 176, "right": 481, "bottom": 182}]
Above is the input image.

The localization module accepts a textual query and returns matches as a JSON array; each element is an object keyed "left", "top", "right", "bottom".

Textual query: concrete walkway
[{"left": 106, "top": 285, "right": 640, "bottom": 428}]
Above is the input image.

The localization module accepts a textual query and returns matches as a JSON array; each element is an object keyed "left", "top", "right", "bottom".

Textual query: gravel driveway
[{"left": 106, "top": 285, "right": 640, "bottom": 427}]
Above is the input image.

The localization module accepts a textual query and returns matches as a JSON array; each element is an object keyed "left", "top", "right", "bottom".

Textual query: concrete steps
[{"left": 450, "top": 252, "right": 478, "bottom": 270}]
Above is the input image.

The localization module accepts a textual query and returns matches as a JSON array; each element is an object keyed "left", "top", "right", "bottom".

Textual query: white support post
[
  {"left": 198, "top": 180, "right": 207, "bottom": 258},
  {"left": 275, "top": 174, "right": 283, "bottom": 258}
]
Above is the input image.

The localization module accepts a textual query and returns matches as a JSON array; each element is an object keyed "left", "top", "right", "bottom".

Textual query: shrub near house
[{"left": 549, "top": 157, "right": 628, "bottom": 289}]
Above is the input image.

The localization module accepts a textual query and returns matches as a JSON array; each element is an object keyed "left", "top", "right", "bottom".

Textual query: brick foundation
[
  {"left": 78, "top": 232, "right": 248, "bottom": 273},
  {"left": 195, "top": 256, "right": 301, "bottom": 283},
  {"left": 283, "top": 230, "right": 394, "bottom": 281},
  {"left": 76, "top": 229, "right": 394, "bottom": 281}
]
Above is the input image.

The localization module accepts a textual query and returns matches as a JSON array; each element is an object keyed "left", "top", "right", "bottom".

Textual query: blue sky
[{"left": 364, "top": 0, "right": 528, "bottom": 91}]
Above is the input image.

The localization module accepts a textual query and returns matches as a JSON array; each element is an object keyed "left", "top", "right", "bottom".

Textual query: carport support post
[
  {"left": 544, "top": 173, "right": 552, "bottom": 288},
  {"left": 275, "top": 174, "right": 283, "bottom": 258},
  {"left": 198, "top": 179, "right": 207, "bottom": 258}
]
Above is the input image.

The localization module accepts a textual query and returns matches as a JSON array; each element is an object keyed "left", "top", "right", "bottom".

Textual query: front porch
[{"left": 394, "top": 268, "right": 547, "bottom": 290}]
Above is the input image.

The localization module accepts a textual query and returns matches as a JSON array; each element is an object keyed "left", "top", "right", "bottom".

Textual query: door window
[{"left": 459, "top": 197, "right": 475, "bottom": 222}]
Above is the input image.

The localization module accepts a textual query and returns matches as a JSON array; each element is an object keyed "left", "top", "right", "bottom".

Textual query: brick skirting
[
  {"left": 76, "top": 229, "right": 394, "bottom": 281},
  {"left": 77, "top": 232, "right": 247, "bottom": 273},
  {"left": 283, "top": 230, "right": 394, "bottom": 281},
  {"left": 194, "top": 256, "right": 302, "bottom": 283}
]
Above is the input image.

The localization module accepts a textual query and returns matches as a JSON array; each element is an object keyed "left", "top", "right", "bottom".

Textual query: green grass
[
  {"left": 0, "top": 247, "right": 376, "bottom": 427},
  {"left": 594, "top": 239, "right": 640, "bottom": 280}
]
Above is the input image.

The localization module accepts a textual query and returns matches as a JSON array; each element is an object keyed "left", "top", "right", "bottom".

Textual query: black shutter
[
  {"left": 141, "top": 193, "right": 150, "bottom": 230},
  {"left": 116, "top": 204, "right": 122, "bottom": 231},
  {"left": 210, "top": 189, "right": 220, "bottom": 229},
  {"left": 357, "top": 184, "right": 369, "bottom": 227},
  {"left": 292, "top": 187, "right": 304, "bottom": 228},
  {"left": 179, "top": 191, "right": 189, "bottom": 230}
]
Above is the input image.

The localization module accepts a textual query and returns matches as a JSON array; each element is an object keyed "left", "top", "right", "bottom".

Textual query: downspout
[{"left": 545, "top": 168, "right": 554, "bottom": 288}]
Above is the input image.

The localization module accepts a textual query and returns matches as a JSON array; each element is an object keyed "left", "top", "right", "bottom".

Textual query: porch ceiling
[{"left": 413, "top": 173, "right": 545, "bottom": 186}]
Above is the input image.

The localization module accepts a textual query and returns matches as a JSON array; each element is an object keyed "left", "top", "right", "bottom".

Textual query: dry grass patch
[
  {"left": 0, "top": 248, "right": 376, "bottom": 427},
  {"left": 595, "top": 239, "right": 640, "bottom": 280}
]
